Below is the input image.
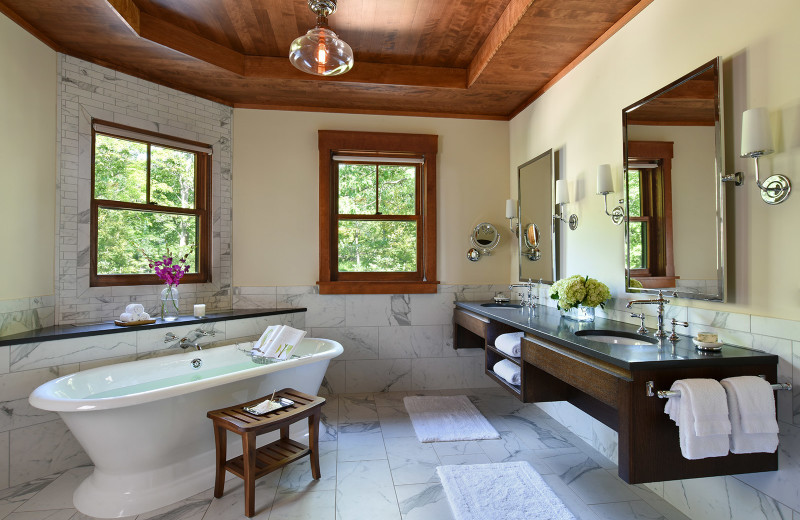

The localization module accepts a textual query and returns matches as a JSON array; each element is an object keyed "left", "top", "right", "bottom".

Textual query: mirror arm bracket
[{"left": 721, "top": 171, "right": 744, "bottom": 186}]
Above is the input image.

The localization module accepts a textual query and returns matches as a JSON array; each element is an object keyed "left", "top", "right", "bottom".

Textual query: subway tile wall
[
  {"left": 0, "top": 312, "right": 303, "bottom": 490},
  {"left": 55, "top": 54, "right": 233, "bottom": 325}
]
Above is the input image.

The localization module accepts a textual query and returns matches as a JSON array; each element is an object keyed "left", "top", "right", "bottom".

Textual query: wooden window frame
[
  {"left": 318, "top": 130, "right": 439, "bottom": 294},
  {"left": 628, "top": 141, "right": 677, "bottom": 289},
  {"left": 90, "top": 120, "right": 212, "bottom": 287}
]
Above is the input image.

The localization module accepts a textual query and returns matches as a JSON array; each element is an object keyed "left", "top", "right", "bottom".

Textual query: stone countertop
[
  {"left": 456, "top": 301, "right": 777, "bottom": 371},
  {"left": 0, "top": 308, "right": 306, "bottom": 347}
]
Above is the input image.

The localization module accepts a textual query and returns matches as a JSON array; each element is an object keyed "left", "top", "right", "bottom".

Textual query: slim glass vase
[{"left": 160, "top": 285, "right": 180, "bottom": 321}]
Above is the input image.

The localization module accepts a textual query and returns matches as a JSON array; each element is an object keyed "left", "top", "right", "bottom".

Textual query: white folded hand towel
[
  {"left": 125, "top": 303, "right": 145, "bottom": 316},
  {"left": 721, "top": 376, "right": 779, "bottom": 454},
  {"left": 119, "top": 312, "right": 136, "bottom": 322},
  {"left": 493, "top": 359, "right": 521, "bottom": 386},
  {"left": 664, "top": 379, "right": 730, "bottom": 460},
  {"left": 252, "top": 325, "right": 307, "bottom": 360},
  {"left": 495, "top": 332, "right": 524, "bottom": 358}
]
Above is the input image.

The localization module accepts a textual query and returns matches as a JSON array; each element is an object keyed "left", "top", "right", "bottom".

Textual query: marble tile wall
[
  {"left": 0, "top": 312, "right": 303, "bottom": 491},
  {"left": 55, "top": 54, "right": 233, "bottom": 325},
  {"left": 233, "top": 284, "right": 504, "bottom": 395},
  {"left": 0, "top": 297, "right": 54, "bottom": 336},
  {"left": 535, "top": 288, "right": 800, "bottom": 519}
]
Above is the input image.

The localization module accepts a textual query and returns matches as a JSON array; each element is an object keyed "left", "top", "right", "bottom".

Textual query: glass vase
[
  {"left": 160, "top": 285, "right": 180, "bottom": 321},
  {"left": 560, "top": 305, "right": 595, "bottom": 322}
]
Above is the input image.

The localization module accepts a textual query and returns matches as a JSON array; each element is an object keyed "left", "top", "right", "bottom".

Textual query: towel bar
[{"left": 645, "top": 379, "right": 792, "bottom": 398}]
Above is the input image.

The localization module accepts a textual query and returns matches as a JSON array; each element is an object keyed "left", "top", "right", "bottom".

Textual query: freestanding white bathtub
[{"left": 29, "top": 338, "right": 343, "bottom": 518}]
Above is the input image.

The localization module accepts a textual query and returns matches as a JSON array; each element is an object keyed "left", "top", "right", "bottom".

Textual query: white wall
[
  {"left": 510, "top": 0, "right": 800, "bottom": 321},
  {"left": 0, "top": 15, "right": 56, "bottom": 301},
  {"left": 233, "top": 110, "right": 510, "bottom": 286}
]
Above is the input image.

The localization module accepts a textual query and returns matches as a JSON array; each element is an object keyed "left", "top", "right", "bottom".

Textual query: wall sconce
[
  {"left": 553, "top": 180, "right": 578, "bottom": 230},
  {"left": 740, "top": 107, "right": 791, "bottom": 204},
  {"left": 596, "top": 164, "right": 625, "bottom": 225},
  {"left": 505, "top": 199, "right": 519, "bottom": 236}
]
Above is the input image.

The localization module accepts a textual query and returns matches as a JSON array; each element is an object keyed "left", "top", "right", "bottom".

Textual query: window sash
[{"left": 90, "top": 120, "right": 211, "bottom": 287}]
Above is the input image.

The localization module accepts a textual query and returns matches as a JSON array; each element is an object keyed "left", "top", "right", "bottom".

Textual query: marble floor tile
[
  {"left": 135, "top": 488, "right": 214, "bottom": 520},
  {"left": 384, "top": 437, "right": 440, "bottom": 486},
  {"left": 373, "top": 391, "right": 411, "bottom": 407},
  {"left": 539, "top": 474, "right": 601, "bottom": 520},
  {"left": 436, "top": 453, "right": 491, "bottom": 466},
  {"left": 202, "top": 472, "right": 281, "bottom": 520},
  {"left": 394, "top": 483, "right": 455, "bottom": 520},
  {"left": 336, "top": 460, "right": 400, "bottom": 520},
  {"left": 276, "top": 442, "right": 337, "bottom": 495},
  {"left": 15, "top": 468, "right": 91, "bottom": 513},
  {"left": 0, "top": 475, "right": 61, "bottom": 520},
  {"left": 338, "top": 395, "right": 378, "bottom": 423},
  {"left": 336, "top": 431, "right": 387, "bottom": 461},
  {"left": 377, "top": 406, "right": 416, "bottom": 439},
  {"left": 267, "top": 490, "right": 335, "bottom": 520},
  {"left": 336, "top": 421, "right": 381, "bottom": 434},
  {"left": 590, "top": 500, "right": 667, "bottom": 520},
  {"left": 430, "top": 441, "right": 483, "bottom": 458},
  {"left": 5, "top": 509, "right": 77, "bottom": 520},
  {"left": 553, "top": 454, "right": 640, "bottom": 505}
]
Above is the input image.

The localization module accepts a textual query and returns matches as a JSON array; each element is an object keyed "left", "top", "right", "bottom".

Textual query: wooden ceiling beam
[
  {"left": 467, "top": 0, "right": 536, "bottom": 88},
  {"left": 105, "top": 0, "right": 139, "bottom": 34},
  {"left": 245, "top": 57, "right": 467, "bottom": 88}
]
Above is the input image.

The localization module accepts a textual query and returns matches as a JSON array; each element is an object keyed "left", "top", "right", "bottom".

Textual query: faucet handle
[
  {"left": 668, "top": 318, "right": 689, "bottom": 342},
  {"left": 194, "top": 328, "right": 216, "bottom": 337},
  {"left": 631, "top": 313, "right": 648, "bottom": 334},
  {"left": 164, "top": 332, "right": 178, "bottom": 343}
]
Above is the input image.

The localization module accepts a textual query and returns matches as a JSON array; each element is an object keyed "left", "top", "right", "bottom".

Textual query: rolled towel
[
  {"left": 721, "top": 376, "right": 779, "bottom": 454},
  {"left": 493, "top": 359, "right": 521, "bottom": 386},
  {"left": 137, "top": 312, "right": 150, "bottom": 321},
  {"left": 664, "top": 379, "right": 730, "bottom": 460},
  {"left": 119, "top": 312, "right": 136, "bottom": 322},
  {"left": 495, "top": 332, "right": 524, "bottom": 358},
  {"left": 125, "top": 303, "right": 145, "bottom": 315}
]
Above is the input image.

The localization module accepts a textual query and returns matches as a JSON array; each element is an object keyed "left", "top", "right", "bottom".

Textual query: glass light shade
[
  {"left": 741, "top": 107, "right": 774, "bottom": 157},
  {"left": 597, "top": 164, "right": 614, "bottom": 194},
  {"left": 289, "top": 26, "right": 354, "bottom": 76},
  {"left": 505, "top": 199, "right": 516, "bottom": 219},
  {"left": 555, "top": 179, "right": 569, "bottom": 205}
]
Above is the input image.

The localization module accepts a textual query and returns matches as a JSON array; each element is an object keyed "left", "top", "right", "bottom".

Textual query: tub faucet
[
  {"left": 165, "top": 328, "right": 216, "bottom": 351},
  {"left": 626, "top": 290, "right": 671, "bottom": 338}
]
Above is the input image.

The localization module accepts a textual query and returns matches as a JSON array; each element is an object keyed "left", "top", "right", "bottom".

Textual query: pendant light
[{"left": 289, "top": 0, "right": 354, "bottom": 76}]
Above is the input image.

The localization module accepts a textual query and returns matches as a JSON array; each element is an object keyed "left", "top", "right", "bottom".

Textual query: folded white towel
[
  {"left": 119, "top": 312, "right": 136, "bottom": 322},
  {"left": 664, "top": 379, "right": 730, "bottom": 460},
  {"left": 721, "top": 376, "right": 779, "bottom": 454},
  {"left": 252, "top": 325, "right": 307, "bottom": 360},
  {"left": 493, "top": 359, "right": 521, "bottom": 386},
  {"left": 495, "top": 332, "right": 524, "bottom": 358},
  {"left": 137, "top": 312, "right": 150, "bottom": 321},
  {"left": 125, "top": 303, "right": 145, "bottom": 316}
]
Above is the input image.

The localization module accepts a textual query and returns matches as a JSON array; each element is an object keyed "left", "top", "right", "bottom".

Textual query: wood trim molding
[{"left": 467, "top": 0, "right": 536, "bottom": 88}]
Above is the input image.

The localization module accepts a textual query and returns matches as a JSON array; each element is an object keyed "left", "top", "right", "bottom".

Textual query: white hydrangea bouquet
[{"left": 549, "top": 275, "right": 611, "bottom": 312}]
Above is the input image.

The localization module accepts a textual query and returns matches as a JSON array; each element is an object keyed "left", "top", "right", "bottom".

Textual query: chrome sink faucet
[
  {"left": 509, "top": 278, "right": 538, "bottom": 308},
  {"left": 626, "top": 290, "right": 671, "bottom": 338}
]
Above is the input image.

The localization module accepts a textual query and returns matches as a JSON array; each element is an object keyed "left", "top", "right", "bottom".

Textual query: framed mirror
[
  {"left": 518, "top": 149, "right": 558, "bottom": 283},
  {"left": 623, "top": 57, "right": 726, "bottom": 301}
]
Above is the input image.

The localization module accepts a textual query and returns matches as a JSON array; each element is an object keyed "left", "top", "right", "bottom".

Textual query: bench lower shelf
[{"left": 226, "top": 438, "right": 310, "bottom": 481}]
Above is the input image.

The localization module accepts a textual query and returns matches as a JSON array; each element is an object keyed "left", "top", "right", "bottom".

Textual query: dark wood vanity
[{"left": 454, "top": 302, "right": 780, "bottom": 484}]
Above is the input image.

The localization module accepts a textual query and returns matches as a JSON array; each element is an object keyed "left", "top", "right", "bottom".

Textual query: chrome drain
[{"left": 191, "top": 358, "right": 203, "bottom": 369}]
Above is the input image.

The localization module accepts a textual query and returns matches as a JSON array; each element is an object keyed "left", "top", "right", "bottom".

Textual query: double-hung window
[
  {"left": 318, "top": 130, "right": 439, "bottom": 294},
  {"left": 90, "top": 120, "right": 211, "bottom": 286}
]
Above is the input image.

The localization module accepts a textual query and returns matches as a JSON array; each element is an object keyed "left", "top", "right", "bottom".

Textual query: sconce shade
[
  {"left": 505, "top": 199, "right": 516, "bottom": 219},
  {"left": 741, "top": 107, "right": 774, "bottom": 158},
  {"left": 290, "top": 26, "right": 354, "bottom": 76},
  {"left": 555, "top": 180, "right": 569, "bottom": 205},
  {"left": 597, "top": 164, "right": 614, "bottom": 194}
]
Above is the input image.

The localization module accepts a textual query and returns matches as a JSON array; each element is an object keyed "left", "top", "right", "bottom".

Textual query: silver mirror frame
[
  {"left": 469, "top": 222, "right": 500, "bottom": 255},
  {"left": 622, "top": 57, "right": 727, "bottom": 302},
  {"left": 517, "top": 149, "right": 558, "bottom": 283}
]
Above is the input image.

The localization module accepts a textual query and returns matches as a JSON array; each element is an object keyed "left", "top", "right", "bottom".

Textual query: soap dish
[{"left": 692, "top": 337, "right": 723, "bottom": 351}]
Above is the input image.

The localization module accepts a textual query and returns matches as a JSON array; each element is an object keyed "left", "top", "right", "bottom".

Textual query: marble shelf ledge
[{"left": 0, "top": 308, "right": 306, "bottom": 347}]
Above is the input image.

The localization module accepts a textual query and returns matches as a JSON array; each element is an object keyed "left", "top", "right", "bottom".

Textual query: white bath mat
[
  {"left": 437, "top": 462, "right": 576, "bottom": 520},
  {"left": 403, "top": 395, "right": 500, "bottom": 442}
]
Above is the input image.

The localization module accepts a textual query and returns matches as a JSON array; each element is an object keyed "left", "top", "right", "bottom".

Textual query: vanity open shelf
[{"left": 453, "top": 301, "right": 781, "bottom": 484}]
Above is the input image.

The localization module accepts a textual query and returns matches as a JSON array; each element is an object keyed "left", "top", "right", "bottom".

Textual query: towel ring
[{"left": 645, "top": 378, "right": 792, "bottom": 398}]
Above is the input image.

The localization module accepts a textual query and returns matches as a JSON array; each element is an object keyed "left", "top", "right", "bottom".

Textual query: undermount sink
[
  {"left": 574, "top": 329, "right": 658, "bottom": 346},
  {"left": 481, "top": 302, "right": 524, "bottom": 308}
]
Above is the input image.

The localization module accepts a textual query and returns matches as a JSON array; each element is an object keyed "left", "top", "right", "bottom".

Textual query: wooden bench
[{"left": 206, "top": 388, "right": 326, "bottom": 517}]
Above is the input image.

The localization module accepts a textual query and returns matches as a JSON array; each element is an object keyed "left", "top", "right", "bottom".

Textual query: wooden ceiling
[{"left": 0, "top": 0, "right": 654, "bottom": 119}]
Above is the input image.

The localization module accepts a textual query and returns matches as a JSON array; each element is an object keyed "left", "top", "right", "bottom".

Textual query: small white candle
[
  {"left": 193, "top": 304, "right": 206, "bottom": 318},
  {"left": 597, "top": 164, "right": 614, "bottom": 194},
  {"left": 555, "top": 179, "right": 569, "bottom": 205}
]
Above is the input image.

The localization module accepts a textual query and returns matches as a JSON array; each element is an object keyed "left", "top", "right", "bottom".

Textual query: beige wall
[
  {"left": 232, "top": 110, "right": 510, "bottom": 287},
  {"left": 0, "top": 15, "right": 56, "bottom": 301},
  {"left": 510, "top": 0, "right": 800, "bottom": 320}
]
